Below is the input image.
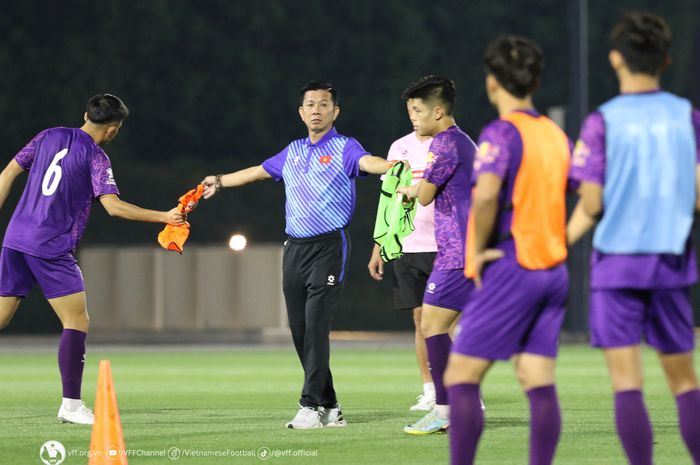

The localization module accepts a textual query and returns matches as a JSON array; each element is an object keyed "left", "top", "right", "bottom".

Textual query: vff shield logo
[{"left": 39, "top": 441, "right": 66, "bottom": 465}]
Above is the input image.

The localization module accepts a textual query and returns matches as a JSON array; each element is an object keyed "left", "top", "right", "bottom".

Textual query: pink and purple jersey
[
  {"left": 386, "top": 132, "right": 437, "bottom": 253},
  {"left": 423, "top": 125, "right": 476, "bottom": 270},
  {"left": 3, "top": 127, "right": 120, "bottom": 259},
  {"left": 569, "top": 99, "right": 700, "bottom": 289}
]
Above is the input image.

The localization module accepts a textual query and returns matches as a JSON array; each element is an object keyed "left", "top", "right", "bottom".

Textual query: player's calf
[
  {"left": 513, "top": 353, "right": 556, "bottom": 391},
  {"left": 659, "top": 351, "right": 699, "bottom": 396},
  {"left": 48, "top": 292, "right": 89, "bottom": 333},
  {"left": 0, "top": 296, "right": 21, "bottom": 329}
]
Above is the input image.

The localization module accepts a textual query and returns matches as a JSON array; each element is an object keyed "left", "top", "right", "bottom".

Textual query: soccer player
[
  {"left": 396, "top": 75, "right": 477, "bottom": 434},
  {"left": 367, "top": 126, "right": 437, "bottom": 412},
  {"left": 567, "top": 12, "right": 700, "bottom": 465},
  {"left": 444, "top": 36, "right": 571, "bottom": 465},
  {"left": 201, "top": 81, "right": 392, "bottom": 429},
  {"left": 0, "top": 94, "right": 184, "bottom": 425}
]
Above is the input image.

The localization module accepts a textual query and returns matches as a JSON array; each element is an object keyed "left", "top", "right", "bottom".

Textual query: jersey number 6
[{"left": 42, "top": 148, "right": 68, "bottom": 196}]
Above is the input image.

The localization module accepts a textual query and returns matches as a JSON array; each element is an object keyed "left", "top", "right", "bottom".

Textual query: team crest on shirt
[
  {"left": 475, "top": 142, "right": 499, "bottom": 171},
  {"left": 319, "top": 155, "right": 332, "bottom": 165},
  {"left": 477, "top": 142, "right": 499, "bottom": 161},
  {"left": 572, "top": 140, "right": 590, "bottom": 167},
  {"left": 106, "top": 168, "right": 116, "bottom": 185},
  {"left": 426, "top": 151, "right": 436, "bottom": 165}
]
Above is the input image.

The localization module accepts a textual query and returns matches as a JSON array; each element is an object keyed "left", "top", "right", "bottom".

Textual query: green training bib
[{"left": 372, "top": 161, "right": 417, "bottom": 262}]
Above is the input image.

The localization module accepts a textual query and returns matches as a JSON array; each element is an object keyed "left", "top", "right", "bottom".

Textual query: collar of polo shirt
[{"left": 306, "top": 127, "right": 338, "bottom": 147}]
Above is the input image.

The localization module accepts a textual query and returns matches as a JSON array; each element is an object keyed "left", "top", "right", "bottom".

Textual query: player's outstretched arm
[
  {"left": 99, "top": 194, "right": 184, "bottom": 225},
  {"left": 359, "top": 155, "right": 393, "bottom": 175},
  {"left": 201, "top": 165, "right": 271, "bottom": 200},
  {"left": 0, "top": 160, "right": 25, "bottom": 211}
]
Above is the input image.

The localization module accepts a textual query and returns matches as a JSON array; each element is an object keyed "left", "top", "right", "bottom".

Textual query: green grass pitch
[{"left": 0, "top": 344, "right": 696, "bottom": 465}]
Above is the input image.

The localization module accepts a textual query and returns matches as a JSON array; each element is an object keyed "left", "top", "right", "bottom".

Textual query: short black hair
[
  {"left": 86, "top": 94, "right": 129, "bottom": 124},
  {"left": 484, "top": 36, "right": 544, "bottom": 99},
  {"left": 401, "top": 75, "right": 457, "bottom": 115},
  {"left": 299, "top": 81, "right": 338, "bottom": 106},
  {"left": 610, "top": 11, "right": 671, "bottom": 75}
]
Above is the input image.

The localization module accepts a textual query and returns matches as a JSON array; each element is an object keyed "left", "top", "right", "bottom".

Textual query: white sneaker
[
  {"left": 320, "top": 405, "right": 347, "bottom": 427},
  {"left": 410, "top": 392, "right": 436, "bottom": 411},
  {"left": 57, "top": 402, "right": 94, "bottom": 425},
  {"left": 285, "top": 405, "right": 322, "bottom": 429}
]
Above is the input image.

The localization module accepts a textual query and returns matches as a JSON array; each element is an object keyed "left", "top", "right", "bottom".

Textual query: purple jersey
[
  {"left": 3, "top": 128, "right": 120, "bottom": 259},
  {"left": 570, "top": 102, "right": 700, "bottom": 289},
  {"left": 423, "top": 125, "right": 476, "bottom": 270}
]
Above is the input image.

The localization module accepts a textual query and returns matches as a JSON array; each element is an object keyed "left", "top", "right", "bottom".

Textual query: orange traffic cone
[{"left": 88, "top": 360, "right": 128, "bottom": 465}]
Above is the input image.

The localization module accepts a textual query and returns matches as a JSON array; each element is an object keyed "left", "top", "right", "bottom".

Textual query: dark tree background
[{"left": 1, "top": 0, "right": 698, "bottom": 333}]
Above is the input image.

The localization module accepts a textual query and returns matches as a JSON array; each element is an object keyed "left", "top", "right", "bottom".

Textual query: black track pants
[{"left": 282, "top": 229, "right": 350, "bottom": 408}]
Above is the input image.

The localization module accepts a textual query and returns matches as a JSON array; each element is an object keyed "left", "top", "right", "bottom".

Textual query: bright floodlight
[{"left": 229, "top": 234, "right": 247, "bottom": 251}]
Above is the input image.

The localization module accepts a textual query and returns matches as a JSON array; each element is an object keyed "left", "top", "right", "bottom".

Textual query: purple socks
[
  {"left": 615, "top": 390, "right": 653, "bottom": 465},
  {"left": 676, "top": 389, "right": 700, "bottom": 464},
  {"left": 58, "top": 329, "right": 86, "bottom": 399},
  {"left": 527, "top": 385, "right": 561, "bottom": 465},
  {"left": 425, "top": 333, "right": 452, "bottom": 405},
  {"left": 447, "top": 382, "right": 699, "bottom": 465},
  {"left": 448, "top": 383, "right": 483, "bottom": 465},
  {"left": 614, "top": 388, "right": 700, "bottom": 465},
  {"left": 448, "top": 384, "right": 560, "bottom": 465}
]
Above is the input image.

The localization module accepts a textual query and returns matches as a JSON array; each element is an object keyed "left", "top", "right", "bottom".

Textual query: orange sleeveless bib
[{"left": 465, "top": 112, "right": 569, "bottom": 277}]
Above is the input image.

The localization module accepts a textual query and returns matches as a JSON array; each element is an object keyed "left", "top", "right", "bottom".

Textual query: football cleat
[{"left": 404, "top": 409, "right": 449, "bottom": 435}]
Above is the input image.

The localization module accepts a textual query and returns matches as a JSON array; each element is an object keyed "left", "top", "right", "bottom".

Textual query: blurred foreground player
[
  {"left": 0, "top": 94, "right": 183, "bottom": 424},
  {"left": 568, "top": 12, "right": 700, "bottom": 465},
  {"left": 445, "top": 36, "right": 571, "bottom": 465}
]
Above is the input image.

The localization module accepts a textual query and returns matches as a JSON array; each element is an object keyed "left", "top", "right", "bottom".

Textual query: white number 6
[{"left": 42, "top": 149, "right": 68, "bottom": 196}]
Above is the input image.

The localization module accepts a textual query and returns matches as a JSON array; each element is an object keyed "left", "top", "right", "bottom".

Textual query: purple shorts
[
  {"left": 453, "top": 258, "right": 568, "bottom": 361},
  {"left": 422, "top": 268, "right": 474, "bottom": 311},
  {"left": 589, "top": 288, "right": 695, "bottom": 353},
  {"left": 0, "top": 248, "right": 85, "bottom": 299}
]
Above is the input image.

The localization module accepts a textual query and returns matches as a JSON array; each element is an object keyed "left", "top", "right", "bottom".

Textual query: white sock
[
  {"left": 423, "top": 382, "right": 435, "bottom": 396},
  {"left": 62, "top": 397, "right": 82, "bottom": 411},
  {"left": 434, "top": 404, "right": 449, "bottom": 419}
]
